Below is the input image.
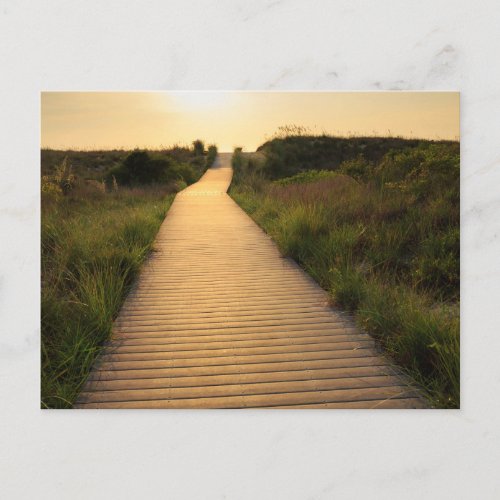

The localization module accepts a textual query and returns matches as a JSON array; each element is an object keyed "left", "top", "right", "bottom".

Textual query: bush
[
  {"left": 274, "top": 170, "right": 341, "bottom": 186},
  {"left": 375, "top": 144, "right": 460, "bottom": 201},
  {"left": 173, "top": 163, "right": 197, "bottom": 184},
  {"left": 206, "top": 144, "right": 218, "bottom": 168},
  {"left": 410, "top": 227, "right": 460, "bottom": 298},
  {"left": 41, "top": 157, "right": 77, "bottom": 199},
  {"left": 192, "top": 139, "right": 205, "bottom": 156},
  {"left": 105, "top": 150, "right": 201, "bottom": 187},
  {"left": 118, "top": 151, "right": 173, "bottom": 185},
  {"left": 231, "top": 148, "right": 267, "bottom": 192},
  {"left": 41, "top": 175, "right": 63, "bottom": 199},
  {"left": 339, "top": 155, "right": 372, "bottom": 181},
  {"left": 120, "top": 150, "right": 151, "bottom": 183}
]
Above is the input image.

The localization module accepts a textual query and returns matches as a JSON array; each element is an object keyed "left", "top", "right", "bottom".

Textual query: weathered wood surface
[{"left": 76, "top": 153, "right": 426, "bottom": 409}]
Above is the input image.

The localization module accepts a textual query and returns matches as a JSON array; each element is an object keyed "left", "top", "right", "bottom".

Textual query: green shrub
[
  {"left": 41, "top": 157, "right": 77, "bottom": 197},
  {"left": 274, "top": 170, "right": 340, "bottom": 186},
  {"left": 411, "top": 226, "right": 460, "bottom": 298},
  {"left": 106, "top": 151, "right": 172, "bottom": 185},
  {"left": 173, "top": 163, "right": 197, "bottom": 184},
  {"left": 192, "top": 139, "right": 205, "bottom": 156},
  {"left": 206, "top": 144, "right": 218, "bottom": 168},
  {"left": 231, "top": 148, "right": 267, "bottom": 192},
  {"left": 339, "top": 155, "right": 372, "bottom": 181},
  {"left": 232, "top": 147, "right": 244, "bottom": 171},
  {"left": 104, "top": 150, "right": 204, "bottom": 187}
]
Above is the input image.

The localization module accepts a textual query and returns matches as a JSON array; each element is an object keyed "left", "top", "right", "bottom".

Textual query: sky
[{"left": 41, "top": 91, "right": 459, "bottom": 152}]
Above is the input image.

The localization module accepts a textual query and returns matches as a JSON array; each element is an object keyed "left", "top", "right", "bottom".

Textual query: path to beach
[{"left": 76, "top": 153, "right": 425, "bottom": 409}]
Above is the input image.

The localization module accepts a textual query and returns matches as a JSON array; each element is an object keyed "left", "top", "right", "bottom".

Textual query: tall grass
[
  {"left": 231, "top": 140, "right": 459, "bottom": 407},
  {"left": 41, "top": 184, "right": 174, "bottom": 408}
]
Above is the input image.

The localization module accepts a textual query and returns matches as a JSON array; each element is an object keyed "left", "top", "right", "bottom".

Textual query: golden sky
[{"left": 41, "top": 91, "right": 459, "bottom": 151}]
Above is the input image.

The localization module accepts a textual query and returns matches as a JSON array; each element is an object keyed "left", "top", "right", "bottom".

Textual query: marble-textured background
[{"left": 1, "top": 1, "right": 499, "bottom": 498}]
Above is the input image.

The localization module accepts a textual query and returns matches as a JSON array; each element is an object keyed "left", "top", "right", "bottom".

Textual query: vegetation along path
[{"left": 76, "top": 154, "right": 426, "bottom": 409}]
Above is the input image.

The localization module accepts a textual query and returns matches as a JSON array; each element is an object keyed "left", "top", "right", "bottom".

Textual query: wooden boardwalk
[{"left": 76, "top": 154, "right": 425, "bottom": 409}]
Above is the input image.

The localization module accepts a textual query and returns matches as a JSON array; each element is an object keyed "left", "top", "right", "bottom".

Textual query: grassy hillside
[
  {"left": 230, "top": 136, "right": 460, "bottom": 408},
  {"left": 41, "top": 149, "right": 128, "bottom": 179},
  {"left": 256, "top": 135, "right": 457, "bottom": 179},
  {"left": 41, "top": 141, "right": 217, "bottom": 182}
]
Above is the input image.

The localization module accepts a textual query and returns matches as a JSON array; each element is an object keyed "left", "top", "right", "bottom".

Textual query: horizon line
[{"left": 41, "top": 133, "right": 460, "bottom": 152}]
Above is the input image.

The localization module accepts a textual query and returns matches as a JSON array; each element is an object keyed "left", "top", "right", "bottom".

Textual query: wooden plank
[
  {"left": 113, "top": 311, "right": 343, "bottom": 329},
  {"left": 86, "top": 356, "right": 390, "bottom": 381},
  {"left": 92, "top": 348, "right": 378, "bottom": 372},
  {"left": 78, "top": 375, "right": 406, "bottom": 404},
  {"left": 273, "top": 398, "right": 428, "bottom": 409},
  {"left": 112, "top": 322, "right": 356, "bottom": 340},
  {"left": 76, "top": 386, "right": 420, "bottom": 409},
  {"left": 96, "top": 342, "right": 374, "bottom": 368},
  {"left": 115, "top": 307, "right": 336, "bottom": 324},
  {"left": 118, "top": 301, "right": 332, "bottom": 317},
  {"left": 82, "top": 365, "right": 399, "bottom": 392},
  {"left": 120, "top": 299, "right": 332, "bottom": 312},
  {"left": 107, "top": 327, "right": 361, "bottom": 347},
  {"left": 103, "top": 332, "right": 368, "bottom": 350},
  {"left": 113, "top": 317, "right": 352, "bottom": 335},
  {"left": 99, "top": 340, "right": 375, "bottom": 362}
]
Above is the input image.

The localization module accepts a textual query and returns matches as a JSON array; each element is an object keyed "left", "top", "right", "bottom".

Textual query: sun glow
[{"left": 170, "top": 91, "right": 232, "bottom": 111}]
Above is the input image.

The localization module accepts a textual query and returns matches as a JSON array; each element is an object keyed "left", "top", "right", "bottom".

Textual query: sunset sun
[{"left": 171, "top": 91, "right": 232, "bottom": 111}]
